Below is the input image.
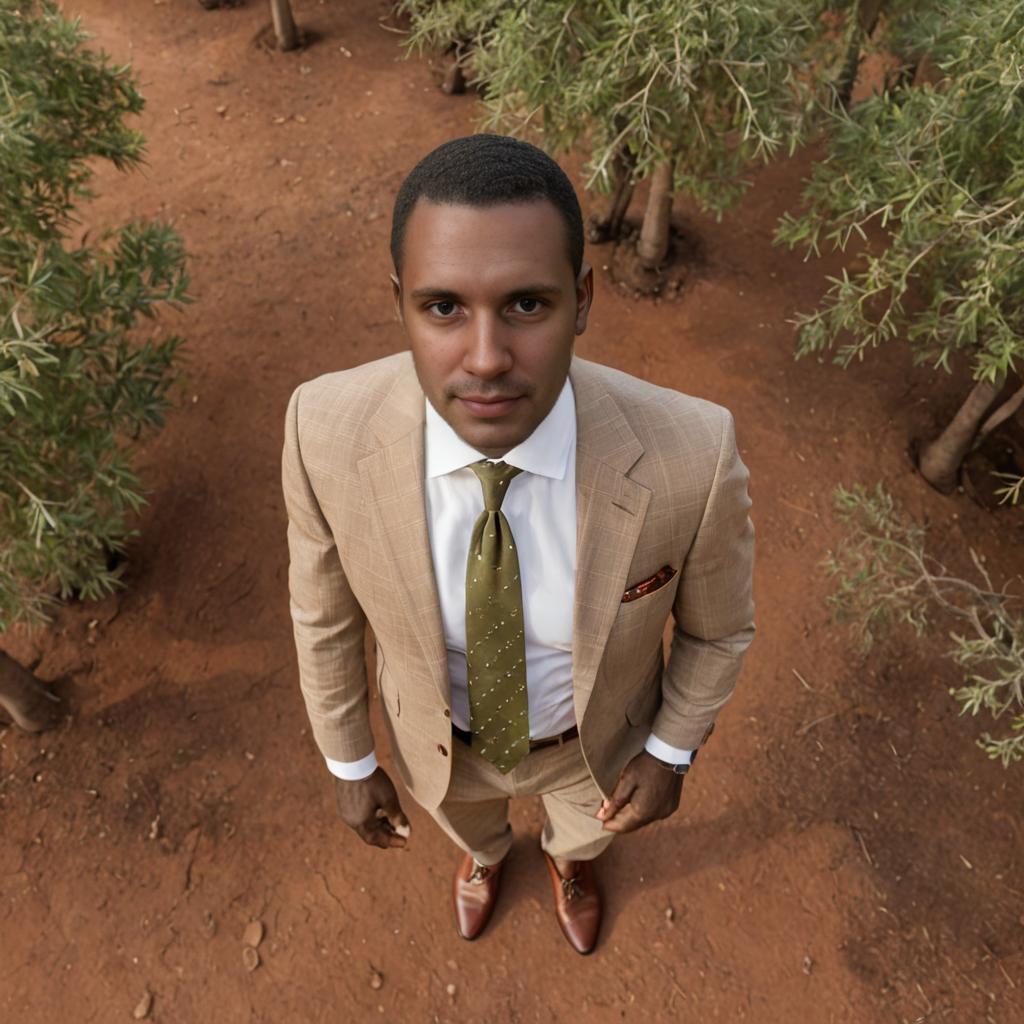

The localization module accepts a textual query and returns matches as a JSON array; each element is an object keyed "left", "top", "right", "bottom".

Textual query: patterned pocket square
[{"left": 621, "top": 564, "right": 678, "bottom": 603}]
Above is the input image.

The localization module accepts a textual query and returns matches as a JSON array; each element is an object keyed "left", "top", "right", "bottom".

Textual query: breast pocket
[
  {"left": 621, "top": 564, "right": 678, "bottom": 604},
  {"left": 606, "top": 578, "right": 675, "bottom": 691},
  {"left": 615, "top": 571, "right": 678, "bottom": 633}
]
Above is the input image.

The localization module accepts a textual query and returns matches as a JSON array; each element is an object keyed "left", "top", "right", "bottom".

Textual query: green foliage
[
  {"left": 396, "top": 0, "right": 506, "bottom": 61},
  {"left": 1, "top": 0, "right": 190, "bottom": 629},
  {"left": 775, "top": 2, "right": 1024, "bottom": 382},
  {"left": 824, "top": 481, "right": 1024, "bottom": 766},
  {"left": 398, "top": 0, "right": 833, "bottom": 214},
  {"left": 993, "top": 470, "right": 1024, "bottom": 506}
]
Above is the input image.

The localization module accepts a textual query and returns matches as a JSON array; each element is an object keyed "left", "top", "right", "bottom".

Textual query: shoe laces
[
  {"left": 560, "top": 874, "right": 584, "bottom": 902},
  {"left": 468, "top": 861, "right": 491, "bottom": 884}
]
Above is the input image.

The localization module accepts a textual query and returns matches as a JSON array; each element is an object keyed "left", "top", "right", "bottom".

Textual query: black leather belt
[{"left": 452, "top": 723, "right": 579, "bottom": 752}]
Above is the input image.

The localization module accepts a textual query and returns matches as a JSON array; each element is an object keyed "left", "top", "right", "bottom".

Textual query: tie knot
[{"left": 469, "top": 459, "right": 523, "bottom": 512}]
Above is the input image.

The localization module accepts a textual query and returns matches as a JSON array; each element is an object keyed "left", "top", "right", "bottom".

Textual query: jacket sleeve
[
  {"left": 282, "top": 382, "right": 374, "bottom": 764},
  {"left": 652, "top": 407, "right": 756, "bottom": 750}
]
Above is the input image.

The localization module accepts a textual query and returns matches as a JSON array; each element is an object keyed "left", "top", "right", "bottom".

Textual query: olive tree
[
  {"left": 825, "top": 482, "right": 1024, "bottom": 767},
  {"left": 396, "top": 0, "right": 507, "bottom": 94},
  {"left": 399, "top": 0, "right": 831, "bottom": 277},
  {"left": 1, "top": 0, "right": 190, "bottom": 727},
  {"left": 775, "top": 1, "right": 1024, "bottom": 493}
]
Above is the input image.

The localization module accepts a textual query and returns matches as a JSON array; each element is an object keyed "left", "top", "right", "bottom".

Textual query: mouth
[{"left": 457, "top": 395, "right": 522, "bottom": 418}]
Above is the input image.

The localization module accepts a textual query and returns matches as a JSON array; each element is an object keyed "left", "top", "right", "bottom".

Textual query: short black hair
[{"left": 390, "top": 133, "right": 584, "bottom": 278}]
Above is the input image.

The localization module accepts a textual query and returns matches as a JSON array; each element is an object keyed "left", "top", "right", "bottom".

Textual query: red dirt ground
[{"left": 2, "top": 2, "right": 1023, "bottom": 1021}]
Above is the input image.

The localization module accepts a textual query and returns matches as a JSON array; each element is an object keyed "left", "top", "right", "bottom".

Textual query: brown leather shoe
[
  {"left": 452, "top": 851, "right": 506, "bottom": 940},
  {"left": 542, "top": 850, "right": 602, "bottom": 955}
]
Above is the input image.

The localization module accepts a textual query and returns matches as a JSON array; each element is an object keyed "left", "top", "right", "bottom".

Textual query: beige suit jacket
[{"left": 282, "top": 350, "right": 756, "bottom": 810}]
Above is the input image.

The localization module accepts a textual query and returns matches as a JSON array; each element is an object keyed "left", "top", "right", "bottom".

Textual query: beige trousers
[{"left": 427, "top": 732, "right": 614, "bottom": 866}]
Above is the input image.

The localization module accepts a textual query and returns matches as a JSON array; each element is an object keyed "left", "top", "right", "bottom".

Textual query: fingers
[
  {"left": 596, "top": 773, "right": 637, "bottom": 824},
  {"left": 356, "top": 818, "right": 408, "bottom": 849},
  {"left": 360, "top": 825, "right": 394, "bottom": 849},
  {"left": 600, "top": 802, "right": 645, "bottom": 834},
  {"left": 379, "top": 795, "right": 411, "bottom": 835},
  {"left": 375, "top": 804, "right": 411, "bottom": 841},
  {"left": 375, "top": 772, "right": 412, "bottom": 838},
  {"left": 336, "top": 770, "right": 410, "bottom": 849},
  {"left": 372, "top": 825, "right": 408, "bottom": 849}
]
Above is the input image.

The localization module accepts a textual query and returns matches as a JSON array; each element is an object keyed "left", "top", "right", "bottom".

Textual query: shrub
[
  {"left": 398, "top": 0, "right": 830, "bottom": 273},
  {"left": 775, "top": 1, "right": 1024, "bottom": 494},
  {"left": 825, "top": 481, "right": 1024, "bottom": 766},
  {"left": 1, "top": 0, "right": 190, "bottom": 629}
]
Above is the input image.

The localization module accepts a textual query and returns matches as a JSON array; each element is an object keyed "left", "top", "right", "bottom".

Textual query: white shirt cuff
[
  {"left": 325, "top": 750, "right": 378, "bottom": 781},
  {"left": 645, "top": 733, "right": 695, "bottom": 766}
]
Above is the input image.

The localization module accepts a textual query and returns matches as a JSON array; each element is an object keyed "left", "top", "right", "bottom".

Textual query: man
[{"left": 281, "top": 134, "right": 756, "bottom": 955}]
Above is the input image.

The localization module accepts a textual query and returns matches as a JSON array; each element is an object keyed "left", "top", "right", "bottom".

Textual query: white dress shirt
[{"left": 326, "top": 375, "right": 694, "bottom": 781}]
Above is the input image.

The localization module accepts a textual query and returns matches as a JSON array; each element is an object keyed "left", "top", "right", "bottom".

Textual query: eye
[
  {"left": 427, "top": 300, "right": 459, "bottom": 318},
  {"left": 511, "top": 297, "right": 544, "bottom": 314}
]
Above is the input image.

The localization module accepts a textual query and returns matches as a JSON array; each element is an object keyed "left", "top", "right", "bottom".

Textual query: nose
[{"left": 461, "top": 308, "right": 513, "bottom": 380}]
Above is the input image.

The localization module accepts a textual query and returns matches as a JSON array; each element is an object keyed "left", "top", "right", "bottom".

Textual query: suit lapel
[
  {"left": 357, "top": 358, "right": 451, "bottom": 710},
  {"left": 356, "top": 353, "right": 651, "bottom": 722},
  {"left": 569, "top": 359, "right": 650, "bottom": 724}
]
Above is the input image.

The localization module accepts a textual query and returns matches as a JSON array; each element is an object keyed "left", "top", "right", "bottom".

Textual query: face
[{"left": 392, "top": 198, "right": 593, "bottom": 458}]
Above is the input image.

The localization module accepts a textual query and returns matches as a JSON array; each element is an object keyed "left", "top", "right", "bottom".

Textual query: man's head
[{"left": 390, "top": 134, "right": 593, "bottom": 458}]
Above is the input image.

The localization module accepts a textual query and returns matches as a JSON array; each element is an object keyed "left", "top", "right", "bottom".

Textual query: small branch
[
  {"left": 792, "top": 668, "right": 816, "bottom": 692},
  {"left": 795, "top": 711, "right": 838, "bottom": 736},
  {"left": 978, "top": 380, "right": 1024, "bottom": 438}
]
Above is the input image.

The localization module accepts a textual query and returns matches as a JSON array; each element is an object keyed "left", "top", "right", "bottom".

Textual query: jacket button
[
  {"left": 443, "top": 709, "right": 451, "bottom": 718},
  {"left": 437, "top": 744, "right": 448, "bottom": 757}
]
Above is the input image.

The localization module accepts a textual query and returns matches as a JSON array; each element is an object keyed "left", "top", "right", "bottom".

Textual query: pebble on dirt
[
  {"left": 132, "top": 991, "right": 153, "bottom": 1020},
  {"left": 243, "top": 946, "right": 260, "bottom": 972},
  {"left": 243, "top": 920, "right": 265, "bottom": 948},
  {"left": 369, "top": 969, "right": 383, "bottom": 990}
]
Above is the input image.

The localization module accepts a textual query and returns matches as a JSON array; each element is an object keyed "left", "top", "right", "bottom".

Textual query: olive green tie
[{"left": 465, "top": 458, "right": 529, "bottom": 773}]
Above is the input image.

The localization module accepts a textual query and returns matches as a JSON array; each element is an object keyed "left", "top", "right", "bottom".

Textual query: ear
[
  {"left": 574, "top": 261, "right": 594, "bottom": 336},
  {"left": 390, "top": 272, "right": 404, "bottom": 325}
]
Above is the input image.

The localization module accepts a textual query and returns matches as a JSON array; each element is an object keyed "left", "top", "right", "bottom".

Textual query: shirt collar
[{"left": 425, "top": 375, "right": 576, "bottom": 480}]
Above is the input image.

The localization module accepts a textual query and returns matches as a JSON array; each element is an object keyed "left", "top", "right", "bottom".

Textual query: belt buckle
[{"left": 534, "top": 729, "right": 566, "bottom": 751}]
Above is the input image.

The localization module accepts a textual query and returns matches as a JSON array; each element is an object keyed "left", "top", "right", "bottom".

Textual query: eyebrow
[{"left": 408, "top": 283, "right": 564, "bottom": 300}]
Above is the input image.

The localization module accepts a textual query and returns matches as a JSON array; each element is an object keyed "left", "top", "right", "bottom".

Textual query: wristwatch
[{"left": 652, "top": 746, "right": 699, "bottom": 775}]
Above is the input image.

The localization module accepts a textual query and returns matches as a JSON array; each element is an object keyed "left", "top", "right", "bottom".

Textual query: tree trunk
[
  {"left": 917, "top": 374, "right": 1004, "bottom": 494},
  {"left": 636, "top": 161, "right": 673, "bottom": 271},
  {"left": 606, "top": 173, "right": 635, "bottom": 241},
  {"left": 589, "top": 149, "right": 636, "bottom": 243},
  {"left": 0, "top": 652, "right": 60, "bottom": 733},
  {"left": 270, "top": 0, "right": 299, "bottom": 52},
  {"left": 441, "top": 61, "right": 466, "bottom": 95},
  {"left": 836, "top": 0, "right": 885, "bottom": 108}
]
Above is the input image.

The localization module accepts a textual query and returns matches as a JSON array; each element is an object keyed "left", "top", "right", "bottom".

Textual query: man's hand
[
  {"left": 596, "top": 751, "right": 685, "bottom": 834},
  {"left": 334, "top": 767, "right": 411, "bottom": 849}
]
